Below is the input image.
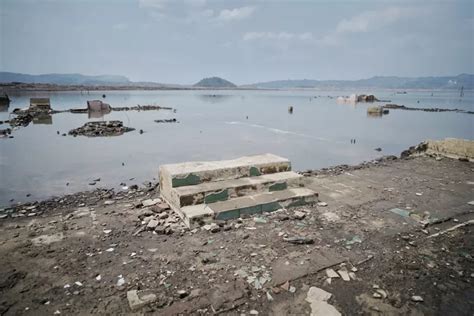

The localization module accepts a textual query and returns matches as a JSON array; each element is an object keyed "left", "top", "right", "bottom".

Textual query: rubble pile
[
  {"left": 384, "top": 103, "right": 474, "bottom": 114},
  {"left": 154, "top": 119, "right": 178, "bottom": 123},
  {"left": 134, "top": 198, "right": 187, "bottom": 235},
  {"left": 112, "top": 105, "right": 172, "bottom": 111},
  {"left": 68, "top": 121, "right": 135, "bottom": 137}
]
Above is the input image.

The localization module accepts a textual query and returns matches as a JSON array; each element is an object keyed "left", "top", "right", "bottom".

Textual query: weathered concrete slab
[
  {"left": 168, "top": 171, "right": 302, "bottom": 208},
  {"left": 159, "top": 154, "right": 291, "bottom": 202},
  {"left": 426, "top": 138, "right": 474, "bottom": 161},
  {"left": 271, "top": 248, "right": 345, "bottom": 286},
  {"left": 179, "top": 188, "right": 318, "bottom": 227}
]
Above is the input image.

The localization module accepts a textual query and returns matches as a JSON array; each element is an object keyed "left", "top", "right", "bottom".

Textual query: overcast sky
[{"left": 1, "top": 0, "right": 473, "bottom": 84}]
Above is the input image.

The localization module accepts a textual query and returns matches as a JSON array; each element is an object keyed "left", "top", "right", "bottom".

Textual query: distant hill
[
  {"left": 0, "top": 72, "right": 130, "bottom": 85},
  {"left": 194, "top": 77, "right": 236, "bottom": 88},
  {"left": 246, "top": 74, "right": 474, "bottom": 90}
]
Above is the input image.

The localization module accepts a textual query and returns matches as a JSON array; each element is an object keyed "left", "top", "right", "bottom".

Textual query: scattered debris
[{"left": 427, "top": 219, "right": 474, "bottom": 238}]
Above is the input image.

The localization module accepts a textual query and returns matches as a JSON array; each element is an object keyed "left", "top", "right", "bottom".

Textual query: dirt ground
[{"left": 0, "top": 155, "right": 473, "bottom": 315}]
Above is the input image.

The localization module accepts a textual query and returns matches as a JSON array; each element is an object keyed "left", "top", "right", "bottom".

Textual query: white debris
[
  {"left": 95, "top": 275, "right": 101, "bottom": 281},
  {"left": 337, "top": 270, "right": 350, "bottom": 281},
  {"left": 306, "top": 287, "right": 341, "bottom": 316},
  {"left": 325, "top": 268, "right": 339, "bottom": 279},
  {"left": 317, "top": 202, "right": 328, "bottom": 207},
  {"left": 103, "top": 229, "right": 112, "bottom": 234},
  {"left": 74, "top": 281, "right": 83, "bottom": 286},
  {"left": 142, "top": 198, "right": 161, "bottom": 207},
  {"left": 415, "top": 192, "right": 423, "bottom": 196},
  {"left": 64, "top": 284, "right": 70, "bottom": 289},
  {"left": 106, "top": 248, "right": 115, "bottom": 252},
  {"left": 411, "top": 295, "right": 424, "bottom": 302},
  {"left": 117, "top": 275, "right": 125, "bottom": 286},
  {"left": 266, "top": 291, "right": 274, "bottom": 301},
  {"left": 289, "top": 286, "right": 296, "bottom": 293}
]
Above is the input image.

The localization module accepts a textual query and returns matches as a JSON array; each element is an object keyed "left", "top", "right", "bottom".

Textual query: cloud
[
  {"left": 217, "top": 6, "right": 255, "bottom": 21},
  {"left": 138, "top": 0, "right": 169, "bottom": 9},
  {"left": 318, "top": 6, "right": 422, "bottom": 46},
  {"left": 336, "top": 7, "right": 414, "bottom": 34},
  {"left": 243, "top": 32, "right": 313, "bottom": 41}
]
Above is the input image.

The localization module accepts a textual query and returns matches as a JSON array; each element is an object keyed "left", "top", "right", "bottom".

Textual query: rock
[
  {"left": 306, "top": 286, "right": 341, "bottom": 316},
  {"left": 280, "top": 281, "right": 290, "bottom": 291},
  {"left": 127, "top": 289, "right": 157, "bottom": 311},
  {"left": 147, "top": 219, "right": 159, "bottom": 230},
  {"left": 203, "top": 223, "right": 220, "bottom": 233},
  {"left": 321, "top": 212, "right": 340, "bottom": 222},
  {"left": 283, "top": 236, "right": 314, "bottom": 244},
  {"left": 376, "top": 289, "right": 388, "bottom": 299},
  {"left": 325, "top": 269, "right": 339, "bottom": 279},
  {"left": 254, "top": 217, "right": 267, "bottom": 224},
  {"left": 337, "top": 270, "right": 350, "bottom": 281},
  {"left": 117, "top": 275, "right": 125, "bottom": 286},
  {"left": 155, "top": 227, "right": 166, "bottom": 234},
  {"left": 293, "top": 211, "right": 306, "bottom": 220},
  {"left": 411, "top": 295, "right": 423, "bottom": 302},
  {"left": 0, "top": 214, "right": 7, "bottom": 219},
  {"left": 177, "top": 290, "right": 189, "bottom": 298},
  {"left": 142, "top": 198, "right": 161, "bottom": 207},
  {"left": 158, "top": 212, "right": 169, "bottom": 219}
]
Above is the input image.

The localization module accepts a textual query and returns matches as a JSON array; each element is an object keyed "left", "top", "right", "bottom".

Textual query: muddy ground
[{"left": 0, "top": 155, "right": 473, "bottom": 315}]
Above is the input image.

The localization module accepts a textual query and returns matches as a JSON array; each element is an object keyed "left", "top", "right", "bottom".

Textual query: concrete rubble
[
  {"left": 68, "top": 121, "right": 135, "bottom": 137},
  {"left": 305, "top": 287, "right": 341, "bottom": 316}
]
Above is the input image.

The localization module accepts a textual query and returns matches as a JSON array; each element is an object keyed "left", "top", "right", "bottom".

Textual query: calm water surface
[{"left": 0, "top": 89, "right": 472, "bottom": 206}]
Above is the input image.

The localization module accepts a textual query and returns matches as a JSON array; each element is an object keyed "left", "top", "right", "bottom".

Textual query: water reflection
[
  {"left": 0, "top": 104, "right": 8, "bottom": 112},
  {"left": 32, "top": 113, "right": 53, "bottom": 125},
  {"left": 197, "top": 94, "right": 233, "bottom": 103},
  {"left": 88, "top": 108, "right": 111, "bottom": 119}
]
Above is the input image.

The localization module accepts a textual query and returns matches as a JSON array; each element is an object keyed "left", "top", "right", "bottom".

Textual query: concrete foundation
[{"left": 159, "top": 154, "right": 318, "bottom": 228}]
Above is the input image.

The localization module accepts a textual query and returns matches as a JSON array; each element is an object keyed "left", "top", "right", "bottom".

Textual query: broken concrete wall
[
  {"left": 426, "top": 138, "right": 474, "bottom": 161},
  {"left": 87, "top": 100, "right": 111, "bottom": 112}
]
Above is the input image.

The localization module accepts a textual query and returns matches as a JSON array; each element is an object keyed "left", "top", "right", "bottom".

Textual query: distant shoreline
[{"left": 0, "top": 83, "right": 471, "bottom": 93}]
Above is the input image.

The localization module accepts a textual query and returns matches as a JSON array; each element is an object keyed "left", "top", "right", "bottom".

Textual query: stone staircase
[{"left": 159, "top": 154, "right": 318, "bottom": 228}]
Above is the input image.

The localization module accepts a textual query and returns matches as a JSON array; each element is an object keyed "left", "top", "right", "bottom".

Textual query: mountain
[
  {"left": 247, "top": 74, "right": 474, "bottom": 90},
  {"left": 0, "top": 72, "right": 130, "bottom": 85},
  {"left": 194, "top": 77, "right": 236, "bottom": 88}
]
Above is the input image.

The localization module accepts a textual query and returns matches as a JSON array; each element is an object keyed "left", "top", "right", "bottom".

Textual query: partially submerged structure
[
  {"left": 29, "top": 98, "right": 51, "bottom": 110},
  {"left": 159, "top": 154, "right": 318, "bottom": 228},
  {"left": 87, "top": 100, "right": 111, "bottom": 112},
  {"left": 367, "top": 106, "right": 389, "bottom": 117}
]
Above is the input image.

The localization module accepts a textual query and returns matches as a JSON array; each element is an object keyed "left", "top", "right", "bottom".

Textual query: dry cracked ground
[{"left": 0, "top": 156, "right": 473, "bottom": 315}]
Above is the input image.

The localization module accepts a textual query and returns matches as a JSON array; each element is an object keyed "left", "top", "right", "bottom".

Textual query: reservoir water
[{"left": 0, "top": 89, "right": 472, "bottom": 206}]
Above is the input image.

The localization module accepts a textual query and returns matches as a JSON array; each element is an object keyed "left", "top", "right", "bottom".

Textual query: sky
[{"left": 0, "top": 0, "right": 473, "bottom": 85}]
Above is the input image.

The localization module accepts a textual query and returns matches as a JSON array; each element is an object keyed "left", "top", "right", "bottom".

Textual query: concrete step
[
  {"left": 159, "top": 154, "right": 291, "bottom": 197},
  {"left": 167, "top": 171, "right": 303, "bottom": 208},
  {"left": 179, "top": 188, "right": 318, "bottom": 228}
]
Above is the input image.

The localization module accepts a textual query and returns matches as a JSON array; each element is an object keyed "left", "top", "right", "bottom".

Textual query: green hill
[{"left": 194, "top": 77, "right": 236, "bottom": 88}]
